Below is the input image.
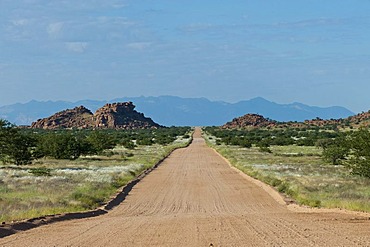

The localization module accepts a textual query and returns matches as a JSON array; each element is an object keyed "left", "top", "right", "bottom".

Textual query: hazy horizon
[
  {"left": 1, "top": 1, "right": 370, "bottom": 113},
  {"left": 0, "top": 95, "right": 356, "bottom": 114}
]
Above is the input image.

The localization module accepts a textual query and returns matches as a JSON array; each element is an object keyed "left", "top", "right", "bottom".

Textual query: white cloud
[
  {"left": 272, "top": 18, "right": 344, "bottom": 29},
  {"left": 65, "top": 42, "right": 88, "bottom": 53},
  {"left": 181, "top": 23, "right": 217, "bottom": 32},
  {"left": 11, "top": 19, "right": 31, "bottom": 26},
  {"left": 47, "top": 22, "right": 64, "bottom": 38},
  {"left": 126, "top": 42, "right": 152, "bottom": 50},
  {"left": 112, "top": 3, "right": 128, "bottom": 9}
]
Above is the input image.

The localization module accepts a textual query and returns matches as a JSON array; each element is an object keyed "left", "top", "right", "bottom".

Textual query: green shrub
[
  {"left": 0, "top": 119, "right": 35, "bottom": 165},
  {"left": 29, "top": 167, "right": 52, "bottom": 176},
  {"left": 347, "top": 128, "right": 370, "bottom": 178}
]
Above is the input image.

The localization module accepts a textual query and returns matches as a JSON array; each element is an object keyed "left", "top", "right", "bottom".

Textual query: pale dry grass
[
  {"left": 204, "top": 133, "right": 370, "bottom": 212},
  {"left": 0, "top": 135, "right": 192, "bottom": 223}
]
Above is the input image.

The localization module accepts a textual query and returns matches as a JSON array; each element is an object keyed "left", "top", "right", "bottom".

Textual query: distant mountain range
[{"left": 0, "top": 96, "right": 355, "bottom": 126}]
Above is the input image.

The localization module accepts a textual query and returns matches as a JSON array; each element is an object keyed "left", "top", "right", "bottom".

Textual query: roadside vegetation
[
  {"left": 0, "top": 120, "right": 192, "bottom": 223},
  {"left": 203, "top": 127, "right": 370, "bottom": 212}
]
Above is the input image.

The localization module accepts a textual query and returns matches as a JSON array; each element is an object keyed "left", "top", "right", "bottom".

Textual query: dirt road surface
[{"left": 1, "top": 128, "right": 370, "bottom": 246}]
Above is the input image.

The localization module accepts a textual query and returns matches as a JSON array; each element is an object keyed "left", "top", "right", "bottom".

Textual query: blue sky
[{"left": 1, "top": 0, "right": 370, "bottom": 113}]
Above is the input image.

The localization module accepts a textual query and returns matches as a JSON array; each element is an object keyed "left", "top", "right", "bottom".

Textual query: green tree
[
  {"left": 120, "top": 138, "right": 136, "bottom": 149},
  {"left": 346, "top": 128, "right": 370, "bottom": 178},
  {"left": 85, "top": 131, "right": 116, "bottom": 154},
  {"left": 36, "top": 132, "right": 82, "bottom": 160},
  {"left": 136, "top": 137, "right": 153, "bottom": 146},
  {"left": 0, "top": 120, "right": 12, "bottom": 162},
  {"left": 321, "top": 137, "right": 349, "bottom": 166},
  {"left": 0, "top": 119, "right": 35, "bottom": 165},
  {"left": 257, "top": 140, "right": 272, "bottom": 153},
  {"left": 7, "top": 132, "right": 35, "bottom": 165},
  {"left": 238, "top": 138, "right": 252, "bottom": 148}
]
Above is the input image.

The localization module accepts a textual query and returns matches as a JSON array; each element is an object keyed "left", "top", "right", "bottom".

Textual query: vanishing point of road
[{"left": 1, "top": 128, "right": 369, "bottom": 246}]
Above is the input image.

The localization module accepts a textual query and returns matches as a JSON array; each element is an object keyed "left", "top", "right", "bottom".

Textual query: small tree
[
  {"left": 346, "top": 128, "right": 370, "bottom": 178},
  {"left": 36, "top": 132, "right": 82, "bottom": 160},
  {"left": 257, "top": 140, "right": 272, "bottom": 153},
  {"left": 320, "top": 136, "right": 349, "bottom": 166},
  {"left": 0, "top": 119, "right": 35, "bottom": 165},
  {"left": 86, "top": 131, "right": 116, "bottom": 154},
  {"left": 120, "top": 138, "right": 136, "bottom": 149},
  {"left": 238, "top": 138, "right": 252, "bottom": 148},
  {"left": 7, "top": 132, "right": 35, "bottom": 165}
]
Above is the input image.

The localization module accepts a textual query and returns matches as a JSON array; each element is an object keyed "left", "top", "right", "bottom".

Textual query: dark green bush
[{"left": 29, "top": 167, "right": 52, "bottom": 176}]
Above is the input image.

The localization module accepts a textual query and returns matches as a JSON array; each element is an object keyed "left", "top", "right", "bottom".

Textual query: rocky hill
[
  {"left": 299, "top": 111, "right": 370, "bottom": 128},
  {"left": 222, "top": 110, "right": 370, "bottom": 129},
  {"left": 31, "top": 106, "right": 94, "bottom": 129},
  {"left": 93, "top": 102, "right": 160, "bottom": 129},
  {"left": 222, "top": 114, "right": 277, "bottom": 129},
  {"left": 346, "top": 111, "right": 370, "bottom": 127},
  {"left": 31, "top": 102, "right": 161, "bottom": 129}
]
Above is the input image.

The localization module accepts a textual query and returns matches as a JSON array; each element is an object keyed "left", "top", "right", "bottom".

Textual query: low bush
[{"left": 29, "top": 167, "right": 52, "bottom": 176}]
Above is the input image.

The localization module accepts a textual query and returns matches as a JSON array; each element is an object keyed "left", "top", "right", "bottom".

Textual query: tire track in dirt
[{"left": 0, "top": 128, "right": 369, "bottom": 246}]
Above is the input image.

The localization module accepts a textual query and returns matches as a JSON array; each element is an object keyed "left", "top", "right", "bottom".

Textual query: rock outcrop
[
  {"left": 222, "top": 110, "right": 370, "bottom": 130},
  {"left": 222, "top": 114, "right": 277, "bottom": 129},
  {"left": 31, "top": 106, "right": 93, "bottom": 129},
  {"left": 93, "top": 102, "right": 160, "bottom": 129},
  {"left": 345, "top": 111, "right": 370, "bottom": 127},
  {"left": 31, "top": 102, "right": 161, "bottom": 129}
]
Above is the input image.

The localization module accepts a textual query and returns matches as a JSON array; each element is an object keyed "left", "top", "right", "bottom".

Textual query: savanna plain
[{"left": 0, "top": 126, "right": 369, "bottom": 246}]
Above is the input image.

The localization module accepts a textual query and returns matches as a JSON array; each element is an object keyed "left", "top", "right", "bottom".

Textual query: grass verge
[
  {"left": 0, "top": 134, "right": 192, "bottom": 223},
  {"left": 204, "top": 132, "right": 370, "bottom": 212}
]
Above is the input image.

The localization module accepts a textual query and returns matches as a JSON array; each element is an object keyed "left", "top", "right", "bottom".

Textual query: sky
[{"left": 1, "top": 0, "right": 370, "bottom": 113}]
